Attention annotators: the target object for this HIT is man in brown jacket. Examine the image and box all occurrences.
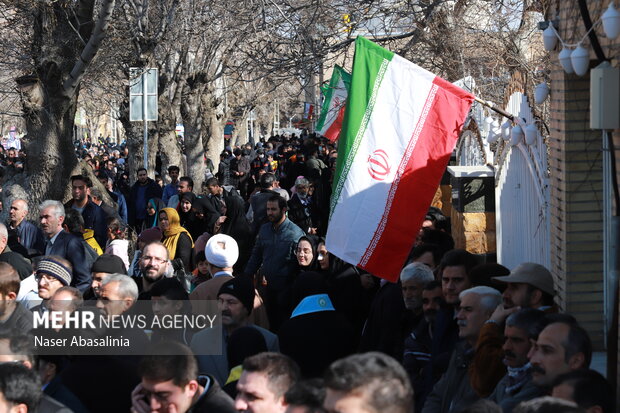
[190,234,268,329]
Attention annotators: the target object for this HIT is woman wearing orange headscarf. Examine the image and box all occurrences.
[159,207,194,271]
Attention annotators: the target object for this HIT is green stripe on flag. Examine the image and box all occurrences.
[330,37,394,215]
[316,65,348,131]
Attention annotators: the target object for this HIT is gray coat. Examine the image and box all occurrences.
[487,373,544,413]
[422,342,479,413]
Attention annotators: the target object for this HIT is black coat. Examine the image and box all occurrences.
[278,310,356,378]
[188,375,236,413]
[44,376,91,413]
[127,179,163,227]
[358,280,407,360]
[47,230,93,293]
[0,247,32,280]
[59,356,140,413]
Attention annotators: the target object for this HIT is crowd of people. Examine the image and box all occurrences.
[0,132,614,413]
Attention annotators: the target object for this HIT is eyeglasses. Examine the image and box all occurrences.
[142,256,167,264]
[35,273,62,284]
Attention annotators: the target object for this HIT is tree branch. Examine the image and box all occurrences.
[63,0,116,98]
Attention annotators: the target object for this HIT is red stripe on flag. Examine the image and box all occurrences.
[360,80,473,282]
[323,105,347,142]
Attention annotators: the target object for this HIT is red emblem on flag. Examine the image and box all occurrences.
[367,149,391,181]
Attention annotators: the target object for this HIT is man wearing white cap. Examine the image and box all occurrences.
[189,234,239,305]
[190,234,269,329]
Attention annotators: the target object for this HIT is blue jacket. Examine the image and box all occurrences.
[127,178,163,226]
[162,183,178,205]
[112,190,128,224]
[244,218,304,291]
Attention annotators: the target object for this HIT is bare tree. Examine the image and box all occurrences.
[0,0,116,209]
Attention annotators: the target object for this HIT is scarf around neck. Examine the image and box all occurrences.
[161,207,193,260]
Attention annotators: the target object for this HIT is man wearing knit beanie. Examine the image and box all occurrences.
[218,276,254,322]
[191,275,279,386]
[34,256,73,313]
[87,254,127,300]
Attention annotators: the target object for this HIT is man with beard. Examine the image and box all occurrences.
[137,242,170,300]
[468,263,559,400]
[493,263,557,312]
[191,276,279,386]
[403,281,443,412]
[244,195,304,331]
[360,262,433,360]
[64,175,108,248]
[401,262,435,322]
[488,309,547,413]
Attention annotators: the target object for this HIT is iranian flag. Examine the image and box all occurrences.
[316,65,351,142]
[326,37,474,282]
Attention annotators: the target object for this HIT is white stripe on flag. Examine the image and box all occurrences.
[327,56,435,265]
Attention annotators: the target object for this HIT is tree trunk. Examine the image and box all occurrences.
[4,0,115,215]
[158,97,185,182]
[119,98,159,185]
[205,109,225,178]
[180,82,206,192]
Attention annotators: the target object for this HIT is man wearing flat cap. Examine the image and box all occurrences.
[493,262,557,313]
[469,263,558,398]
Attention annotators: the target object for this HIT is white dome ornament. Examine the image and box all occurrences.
[501,120,512,141]
[524,123,539,145]
[534,83,549,104]
[602,2,620,39]
[559,47,574,74]
[510,124,524,147]
[543,25,558,51]
[487,119,501,144]
[570,45,590,76]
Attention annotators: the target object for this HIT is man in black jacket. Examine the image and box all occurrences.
[127,168,163,231]
[38,200,91,293]
[131,341,236,413]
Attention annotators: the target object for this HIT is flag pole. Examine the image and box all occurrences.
[474,97,515,122]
